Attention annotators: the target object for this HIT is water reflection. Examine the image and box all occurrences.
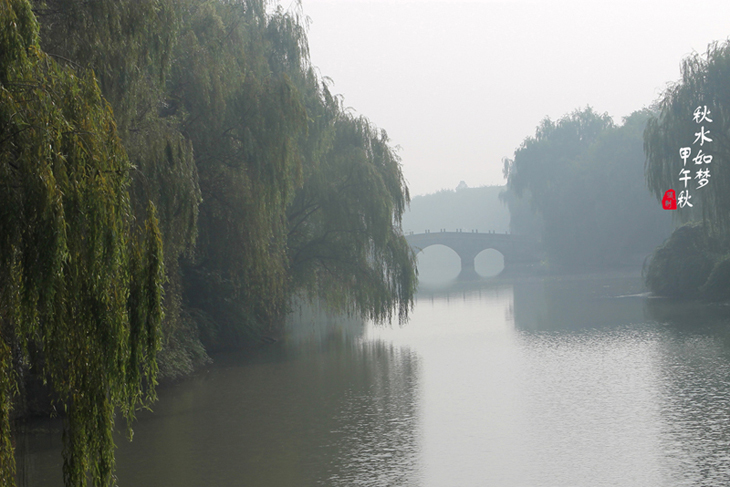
[510,272,648,332]
[406,273,730,485]
[644,298,730,486]
[17,338,420,487]
[284,297,366,346]
[16,271,730,486]
[508,273,730,486]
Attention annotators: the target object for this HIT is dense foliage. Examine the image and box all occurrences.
[644,223,717,298]
[402,185,510,235]
[0,0,164,484]
[644,41,730,299]
[35,0,203,378]
[645,41,730,232]
[287,110,416,324]
[172,1,309,348]
[503,107,672,269]
[1,0,415,483]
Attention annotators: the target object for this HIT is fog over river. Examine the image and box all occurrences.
[16,271,730,486]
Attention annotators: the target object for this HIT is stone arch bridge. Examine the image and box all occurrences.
[405,231,542,278]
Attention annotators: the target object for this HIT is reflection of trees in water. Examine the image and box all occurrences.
[131,339,420,487]
[22,272,730,486]
[653,331,730,486]
[324,341,420,487]
[511,273,647,332]
[416,271,653,333]
[642,299,730,485]
[415,280,511,303]
[644,298,730,333]
[512,273,730,484]
[16,338,420,487]
[285,296,366,346]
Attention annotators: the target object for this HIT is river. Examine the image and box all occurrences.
[15,270,730,486]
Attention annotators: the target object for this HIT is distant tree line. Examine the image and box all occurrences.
[0,0,416,484]
[643,41,730,300]
[502,107,672,269]
[401,185,510,235]
[503,40,730,301]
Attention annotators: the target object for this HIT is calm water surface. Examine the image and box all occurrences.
[17,272,730,486]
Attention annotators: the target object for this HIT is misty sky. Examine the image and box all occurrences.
[293,0,730,196]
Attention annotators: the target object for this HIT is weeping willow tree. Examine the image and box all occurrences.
[35,0,204,376]
[287,82,417,323]
[0,0,164,484]
[645,41,730,232]
[32,0,416,353]
[644,41,730,299]
[169,0,309,347]
[503,108,616,262]
[34,0,179,132]
[502,107,672,269]
[171,0,415,338]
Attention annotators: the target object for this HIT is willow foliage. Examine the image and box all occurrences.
[172,0,308,346]
[287,84,417,323]
[0,1,164,484]
[505,107,614,205]
[35,0,180,131]
[36,0,204,377]
[645,41,730,233]
[643,223,717,298]
[172,0,415,336]
[504,107,671,268]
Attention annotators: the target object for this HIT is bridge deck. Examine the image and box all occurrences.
[404,231,541,271]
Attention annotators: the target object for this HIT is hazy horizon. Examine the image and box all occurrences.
[299,0,730,196]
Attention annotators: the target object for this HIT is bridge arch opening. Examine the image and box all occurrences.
[474,248,505,277]
[415,244,460,284]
